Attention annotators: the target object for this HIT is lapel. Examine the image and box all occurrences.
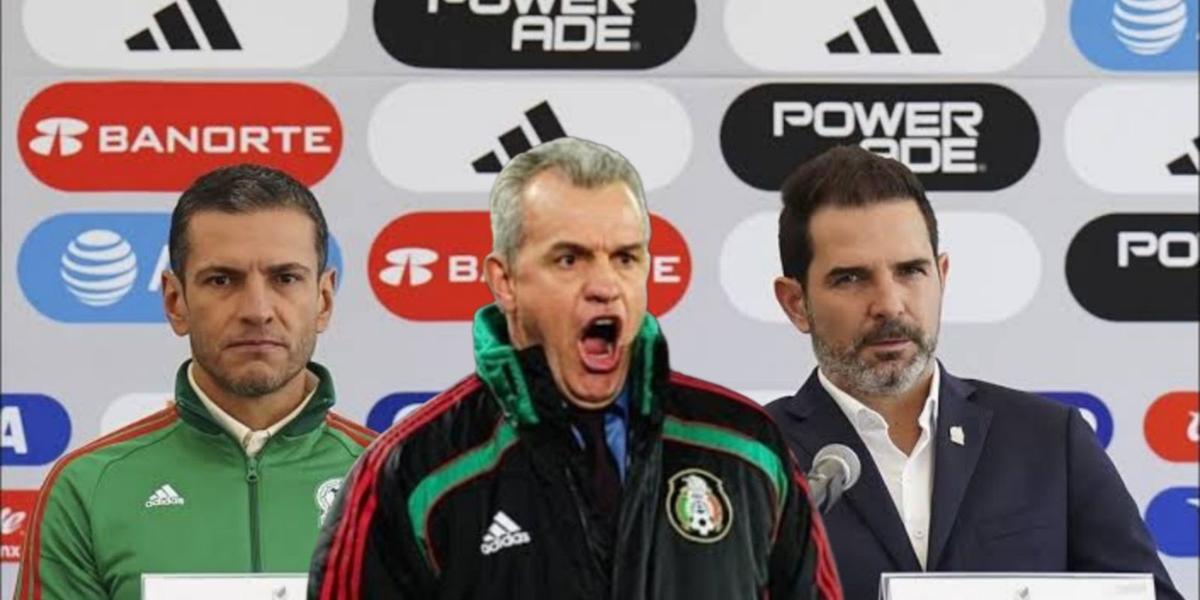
[782,371,923,572]
[926,367,992,570]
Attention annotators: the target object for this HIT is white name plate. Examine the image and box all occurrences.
[142,573,308,600]
[880,572,1154,600]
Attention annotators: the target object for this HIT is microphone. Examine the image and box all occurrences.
[805,444,861,514]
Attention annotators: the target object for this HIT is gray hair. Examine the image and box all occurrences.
[489,137,650,265]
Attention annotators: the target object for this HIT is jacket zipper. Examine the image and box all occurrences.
[246,455,262,572]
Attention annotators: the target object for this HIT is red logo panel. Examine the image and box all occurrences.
[18,82,342,191]
[1,489,38,563]
[368,211,691,321]
[1145,391,1199,463]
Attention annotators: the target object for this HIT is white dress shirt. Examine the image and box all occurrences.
[188,363,316,458]
[819,363,941,569]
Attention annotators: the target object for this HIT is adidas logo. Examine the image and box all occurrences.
[472,101,566,174]
[479,510,531,555]
[826,0,940,55]
[144,484,186,508]
[1167,137,1199,176]
[126,0,241,52]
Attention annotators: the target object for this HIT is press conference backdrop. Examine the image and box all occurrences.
[1,0,1197,597]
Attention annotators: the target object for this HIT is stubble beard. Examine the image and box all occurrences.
[810,311,938,398]
[191,329,316,398]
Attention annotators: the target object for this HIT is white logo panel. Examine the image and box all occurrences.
[23,0,347,69]
[102,393,172,434]
[720,210,1040,324]
[724,0,1044,73]
[368,82,692,193]
[1065,83,1199,195]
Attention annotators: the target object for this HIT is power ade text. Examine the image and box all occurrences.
[427,0,637,51]
[1118,231,1199,268]
[97,125,334,155]
[773,101,983,174]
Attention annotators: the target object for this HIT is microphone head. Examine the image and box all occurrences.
[813,443,861,490]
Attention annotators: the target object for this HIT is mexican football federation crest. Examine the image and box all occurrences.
[666,468,732,543]
[315,478,342,526]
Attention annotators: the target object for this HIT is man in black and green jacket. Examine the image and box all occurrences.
[14,164,374,600]
[310,138,842,599]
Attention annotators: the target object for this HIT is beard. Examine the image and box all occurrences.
[810,312,938,398]
[189,328,316,398]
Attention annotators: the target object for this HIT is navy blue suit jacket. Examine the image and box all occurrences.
[765,367,1181,600]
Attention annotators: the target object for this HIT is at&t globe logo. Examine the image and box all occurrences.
[1112,0,1189,55]
[61,229,139,307]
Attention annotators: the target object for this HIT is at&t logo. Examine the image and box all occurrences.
[1071,0,1198,70]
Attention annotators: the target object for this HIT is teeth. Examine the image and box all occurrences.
[594,318,615,326]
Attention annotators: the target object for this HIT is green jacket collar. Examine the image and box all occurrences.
[472,303,668,428]
[173,359,337,437]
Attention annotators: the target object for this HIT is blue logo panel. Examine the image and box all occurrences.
[1072,0,1198,71]
[367,392,436,433]
[1039,392,1114,448]
[18,212,344,323]
[1,394,72,466]
[1146,487,1199,557]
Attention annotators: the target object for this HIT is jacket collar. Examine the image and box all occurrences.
[779,362,991,571]
[173,359,338,438]
[472,303,668,428]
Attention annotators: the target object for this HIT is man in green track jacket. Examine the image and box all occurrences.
[14,164,375,600]
[309,138,843,599]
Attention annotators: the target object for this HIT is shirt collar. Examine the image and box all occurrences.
[819,361,941,433]
[187,363,317,455]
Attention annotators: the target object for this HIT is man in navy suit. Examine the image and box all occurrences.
[764,146,1181,600]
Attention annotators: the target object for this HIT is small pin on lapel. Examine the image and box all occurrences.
[950,425,965,446]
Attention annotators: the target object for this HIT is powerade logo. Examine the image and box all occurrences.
[1071,0,1198,71]
[1,490,38,562]
[1039,392,1114,449]
[18,212,344,323]
[366,392,437,433]
[368,211,691,321]
[1066,213,1199,322]
[1145,391,1199,462]
[1,394,71,467]
[720,84,1039,192]
[1145,487,1199,557]
[373,0,694,68]
[18,82,342,191]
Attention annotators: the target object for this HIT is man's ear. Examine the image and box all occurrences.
[162,270,190,337]
[774,276,813,334]
[315,268,336,333]
[484,253,516,313]
[936,252,950,289]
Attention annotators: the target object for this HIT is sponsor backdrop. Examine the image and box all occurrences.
[1,0,1197,596]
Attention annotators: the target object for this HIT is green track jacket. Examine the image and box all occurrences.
[13,361,375,600]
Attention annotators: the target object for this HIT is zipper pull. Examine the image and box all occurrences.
[246,456,259,483]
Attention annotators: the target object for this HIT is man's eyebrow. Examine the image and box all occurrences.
[894,258,933,270]
[823,265,870,280]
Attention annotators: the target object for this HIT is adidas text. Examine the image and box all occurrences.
[480,511,532,555]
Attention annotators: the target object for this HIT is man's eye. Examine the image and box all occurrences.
[277,273,301,284]
[207,275,231,286]
[831,273,860,286]
[556,254,577,267]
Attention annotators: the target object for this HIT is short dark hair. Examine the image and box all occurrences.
[778,146,939,287]
[169,164,329,279]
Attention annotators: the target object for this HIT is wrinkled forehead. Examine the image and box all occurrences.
[519,178,649,247]
[186,209,319,268]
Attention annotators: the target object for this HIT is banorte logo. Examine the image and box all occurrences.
[373,0,695,69]
[1,490,38,563]
[1145,391,1199,462]
[368,211,691,321]
[18,82,342,192]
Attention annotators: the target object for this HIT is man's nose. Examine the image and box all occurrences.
[583,261,621,304]
[237,275,274,324]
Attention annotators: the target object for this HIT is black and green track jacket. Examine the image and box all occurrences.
[14,361,375,600]
[310,306,843,600]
